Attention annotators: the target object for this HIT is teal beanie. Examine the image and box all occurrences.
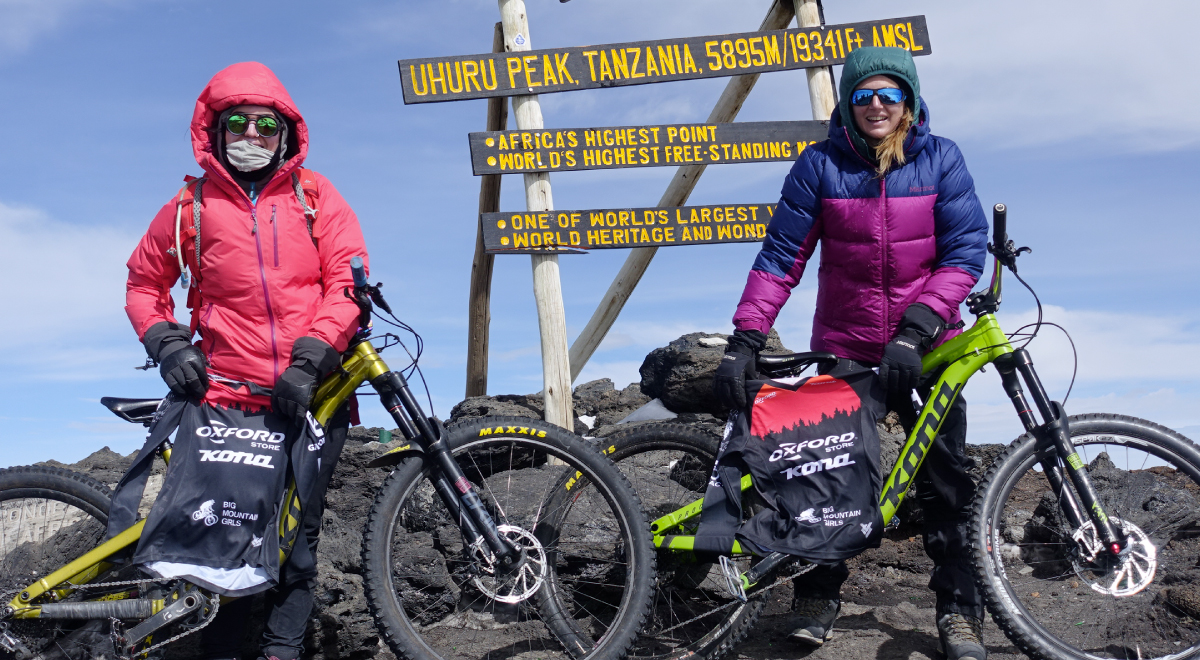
[838,47,921,160]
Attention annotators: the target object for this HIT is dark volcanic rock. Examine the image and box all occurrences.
[639,329,791,414]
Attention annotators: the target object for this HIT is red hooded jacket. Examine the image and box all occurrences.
[125,62,368,408]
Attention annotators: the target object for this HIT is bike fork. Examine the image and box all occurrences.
[370,370,520,564]
[994,350,1125,554]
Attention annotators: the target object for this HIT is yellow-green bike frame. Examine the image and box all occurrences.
[647,205,1126,592]
[6,340,392,619]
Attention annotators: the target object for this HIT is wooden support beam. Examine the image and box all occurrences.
[567,0,796,382]
[796,0,838,120]
[465,23,509,399]
[498,0,574,430]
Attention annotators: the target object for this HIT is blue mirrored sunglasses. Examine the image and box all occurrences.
[850,88,906,106]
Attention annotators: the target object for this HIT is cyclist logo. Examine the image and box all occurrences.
[191,499,218,526]
[795,508,822,524]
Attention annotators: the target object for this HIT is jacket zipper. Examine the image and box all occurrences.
[249,202,282,384]
[271,204,279,267]
[201,302,216,361]
[880,177,890,355]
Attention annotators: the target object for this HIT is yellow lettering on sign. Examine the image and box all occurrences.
[907,24,922,51]
[717,225,731,240]
[895,23,911,50]
[735,38,751,68]
[764,35,781,65]
[513,232,529,248]
[582,51,599,81]
[522,55,540,87]
[555,53,575,83]
[823,31,837,60]
[708,145,719,160]
[482,60,498,90]
[705,41,721,71]
[429,62,448,95]
[658,45,676,75]
[682,226,691,241]
[410,65,428,95]
[645,48,660,76]
[881,25,896,48]
[810,31,825,60]
[627,48,643,77]
[506,57,522,89]
[462,61,479,91]
[611,48,629,79]
[542,54,558,86]
[748,37,765,66]
[599,50,613,81]
[447,62,464,93]
[682,44,699,73]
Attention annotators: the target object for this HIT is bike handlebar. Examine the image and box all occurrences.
[350,256,368,289]
[992,203,1007,249]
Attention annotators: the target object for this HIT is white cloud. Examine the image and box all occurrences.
[0,201,144,378]
[0,0,129,55]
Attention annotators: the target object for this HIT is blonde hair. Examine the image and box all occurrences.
[873,105,914,177]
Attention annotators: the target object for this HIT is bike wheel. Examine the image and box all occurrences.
[600,422,764,660]
[362,415,654,660]
[972,414,1200,660]
[0,465,123,659]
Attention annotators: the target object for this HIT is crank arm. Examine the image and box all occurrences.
[124,585,207,646]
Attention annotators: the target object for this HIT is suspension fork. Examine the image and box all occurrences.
[371,370,519,564]
[994,350,1124,553]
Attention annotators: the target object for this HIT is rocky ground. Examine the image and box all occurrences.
[31,331,1131,660]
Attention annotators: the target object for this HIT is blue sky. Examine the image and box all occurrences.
[1,0,1197,467]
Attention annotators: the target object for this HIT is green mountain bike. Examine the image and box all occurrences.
[0,260,655,660]
[604,204,1200,660]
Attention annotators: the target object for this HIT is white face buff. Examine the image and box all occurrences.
[225,140,276,172]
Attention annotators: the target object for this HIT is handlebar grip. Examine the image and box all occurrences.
[992,203,1007,247]
[350,256,368,288]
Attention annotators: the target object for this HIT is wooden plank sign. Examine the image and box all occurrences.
[482,203,778,253]
[399,16,930,104]
[469,120,828,174]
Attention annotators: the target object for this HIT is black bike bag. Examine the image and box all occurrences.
[703,365,886,561]
[107,395,324,596]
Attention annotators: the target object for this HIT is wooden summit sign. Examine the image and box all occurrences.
[399,15,929,103]
[482,203,778,253]
[469,120,828,174]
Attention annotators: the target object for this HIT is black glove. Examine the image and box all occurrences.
[878,303,945,397]
[143,321,208,399]
[272,337,341,428]
[712,329,766,411]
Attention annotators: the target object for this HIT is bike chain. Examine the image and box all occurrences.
[118,592,219,660]
[655,561,816,635]
[1,578,220,660]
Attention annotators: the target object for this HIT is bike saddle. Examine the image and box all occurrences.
[756,352,839,377]
[101,397,163,426]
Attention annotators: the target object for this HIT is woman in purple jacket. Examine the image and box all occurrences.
[713,47,989,660]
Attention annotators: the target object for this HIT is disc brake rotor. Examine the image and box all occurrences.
[470,525,548,604]
[1072,517,1158,597]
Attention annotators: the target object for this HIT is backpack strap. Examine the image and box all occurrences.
[292,168,320,244]
[170,177,204,289]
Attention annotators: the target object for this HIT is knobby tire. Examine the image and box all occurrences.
[600,422,765,660]
[0,465,119,660]
[361,415,654,660]
[972,414,1200,660]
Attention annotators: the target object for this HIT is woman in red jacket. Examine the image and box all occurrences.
[124,62,368,660]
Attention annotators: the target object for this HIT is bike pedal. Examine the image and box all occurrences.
[719,556,748,603]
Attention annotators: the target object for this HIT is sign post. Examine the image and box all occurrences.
[497,0,574,432]
[465,22,509,399]
[797,0,839,121]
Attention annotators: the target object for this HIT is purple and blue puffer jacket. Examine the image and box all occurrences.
[733,100,988,364]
